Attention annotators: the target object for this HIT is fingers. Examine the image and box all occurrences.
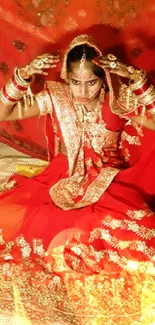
[30,68,49,76]
[35,56,60,69]
[93,56,127,75]
[21,53,60,79]
[29,67,56,76]
[29,54,60,76]
[37,54,60,63]
[93,57,114,69]
[93,58,110,71]
[38,63,57,70]
[37,53,60,59]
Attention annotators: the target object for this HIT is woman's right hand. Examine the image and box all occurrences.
[19,53,60,80]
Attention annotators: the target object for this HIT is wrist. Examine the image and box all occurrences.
[0,67,33,108]
[129,70,155,111]
[130,70,147,93]
[18,65,33,81]
[130,70,145,82]
[126,65,146,84]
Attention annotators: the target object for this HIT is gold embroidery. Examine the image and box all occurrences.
[47,81,80,176]
[89,228,155,259]
[35,90,52,115]
[124,148,130,161]
[85,157,93,168]
[106,72,140,117]
[117,83,139,115]
[0,233,155,325]
[50,167,119,210]
[102,215,155,240]
[33,238,45,257]
[127,209,153,220]
[126,119,144,136]
[88,121,119,155]
[66,241,155,274]
[0,179,16,193]
[75,167,119,208]
[16,236,31,259]
[121,130,141,145]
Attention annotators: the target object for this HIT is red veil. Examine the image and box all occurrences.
[0,0,155,157]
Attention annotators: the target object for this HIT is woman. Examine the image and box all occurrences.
[0,34,155,325]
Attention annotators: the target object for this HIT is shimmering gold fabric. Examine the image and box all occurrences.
[0,237,155,325]
[0,144,48,192]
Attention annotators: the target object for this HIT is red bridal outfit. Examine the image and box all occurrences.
[0,35,155,325]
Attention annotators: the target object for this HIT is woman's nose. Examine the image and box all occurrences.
[81,85,88,97]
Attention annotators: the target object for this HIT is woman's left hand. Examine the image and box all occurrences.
[94,54,139,81]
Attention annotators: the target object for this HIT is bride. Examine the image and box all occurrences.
[0,34,155,325]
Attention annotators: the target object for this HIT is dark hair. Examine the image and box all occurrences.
[67,44,105,79]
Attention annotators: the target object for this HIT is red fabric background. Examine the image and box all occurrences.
[0,0,155,159]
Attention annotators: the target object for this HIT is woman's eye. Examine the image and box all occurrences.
[72,79,80,85]
[88,80,97,86]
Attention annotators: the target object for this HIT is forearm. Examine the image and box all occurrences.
[0,68,52,121]
[126,71,155,129]
[0,67,33,121]
[130,71,155,115]
[2,98,39,121]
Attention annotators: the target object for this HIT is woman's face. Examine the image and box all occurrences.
[67,61,103,104]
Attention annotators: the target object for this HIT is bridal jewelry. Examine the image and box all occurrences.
[107,54,117,69]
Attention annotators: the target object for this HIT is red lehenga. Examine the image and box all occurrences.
[0,36,155,325]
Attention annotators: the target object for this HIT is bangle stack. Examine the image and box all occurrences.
[130,71,155,115]
[0,67,34,118]
[0,68,31,105]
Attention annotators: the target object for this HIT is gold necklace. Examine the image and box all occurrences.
[73,88,106,124]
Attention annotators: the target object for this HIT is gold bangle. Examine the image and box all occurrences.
[136,85,154,100]
[130,72,147,91]
[147,107,155,114]
[6,79,25,100]
[135,85,155,106]
[14,67,31,88]
[140,94,155,106]
[35,91,52,115]
[0,90,15,105]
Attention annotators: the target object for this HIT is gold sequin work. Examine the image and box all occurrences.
[121,130,141,145]
[102,215,155,240]
[0,233,155,325]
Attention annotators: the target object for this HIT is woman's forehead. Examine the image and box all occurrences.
[68,62,97,80]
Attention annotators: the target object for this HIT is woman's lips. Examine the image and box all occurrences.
[77,98,90,103]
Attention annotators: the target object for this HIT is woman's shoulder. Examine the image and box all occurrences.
[45,80,69,98]
[46,80,66,90]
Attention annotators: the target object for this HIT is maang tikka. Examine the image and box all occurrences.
[79,46,86,71]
